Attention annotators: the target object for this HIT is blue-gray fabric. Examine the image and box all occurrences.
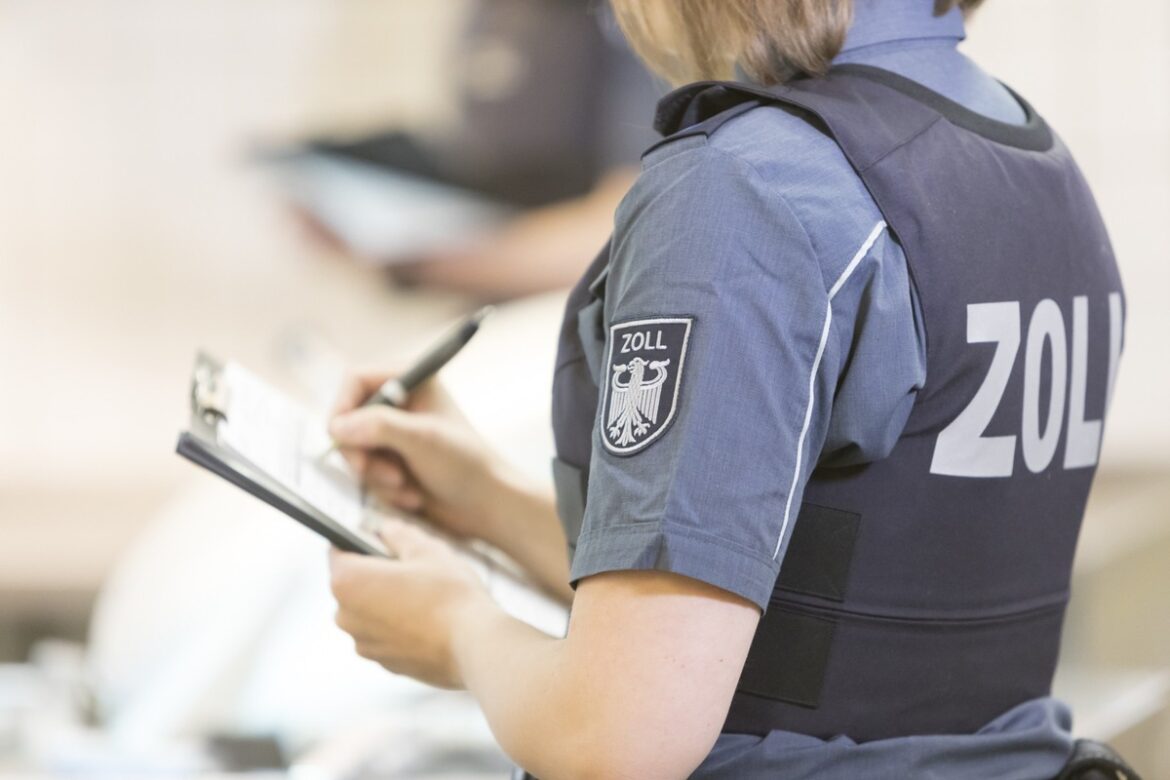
[570,0,1029,608]
[574,0,1036,609]
[696,699,1072,780]
[568,0,1074,777]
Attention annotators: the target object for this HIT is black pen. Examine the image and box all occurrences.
[320,305,492,455]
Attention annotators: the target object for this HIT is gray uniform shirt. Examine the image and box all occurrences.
[570,1,1073,777]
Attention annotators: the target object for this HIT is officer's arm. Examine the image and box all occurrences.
[451,569,760,780]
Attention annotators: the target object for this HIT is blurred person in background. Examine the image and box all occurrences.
[325,0,1137,778]
[293,0,663,301]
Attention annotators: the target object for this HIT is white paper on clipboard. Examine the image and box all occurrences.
[182,356,568,638]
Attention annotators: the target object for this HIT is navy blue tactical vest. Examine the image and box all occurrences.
[550,66,1124,742]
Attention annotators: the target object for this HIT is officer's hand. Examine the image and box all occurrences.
[329,518,490,689]
[328,370,502,542]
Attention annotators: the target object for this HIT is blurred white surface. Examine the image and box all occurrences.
[0,0,474,632]
[0,0,469,493]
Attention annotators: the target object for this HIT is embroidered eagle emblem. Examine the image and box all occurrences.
[607,357,671,447]
[601,318,692,456]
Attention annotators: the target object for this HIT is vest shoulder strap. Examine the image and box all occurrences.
[649,68,964,172]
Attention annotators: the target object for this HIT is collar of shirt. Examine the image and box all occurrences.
[841,0,966,54]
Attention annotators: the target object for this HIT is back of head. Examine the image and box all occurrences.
[611,0,987,86]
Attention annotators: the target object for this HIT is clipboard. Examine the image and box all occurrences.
[175,352,387,557]
[174,352,571,637]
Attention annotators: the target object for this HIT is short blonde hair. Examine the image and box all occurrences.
[611,0,985,86]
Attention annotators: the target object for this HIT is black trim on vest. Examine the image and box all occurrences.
[829,64,1053,151]
[652,81,756,138]
[652,67,1053,154]
[650,83,769,150]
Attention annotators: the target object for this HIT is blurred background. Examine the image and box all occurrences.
[0,0,1167,777]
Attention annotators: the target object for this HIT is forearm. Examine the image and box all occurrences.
[452,603,672,780]
[479,463,574,604]
[451,603,586,779]
[333,535,753,779]
[448,574,744,780]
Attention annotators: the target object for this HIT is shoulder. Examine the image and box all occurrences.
[630,103,891,289]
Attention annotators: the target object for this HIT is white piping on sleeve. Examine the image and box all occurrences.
[773,220,888,560]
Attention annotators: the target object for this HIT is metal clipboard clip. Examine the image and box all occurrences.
[190,351,230,428]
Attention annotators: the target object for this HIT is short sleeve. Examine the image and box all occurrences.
[571,140,838,610]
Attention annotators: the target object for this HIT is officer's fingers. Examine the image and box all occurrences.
[366,457,406,490]
[328,545,407,602]
[329,370,399,417]
[330,373,374,417]
[328,547,372,601]
[405,380,474,427]
[329,406,431,454]
[401,377,448,414]
[339,447,369,477]
[387,487,424,513]
[362,457,425,513]
[377,518,434,560]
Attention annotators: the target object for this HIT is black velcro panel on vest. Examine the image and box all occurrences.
[736,504,861,707]
[776,503,862,602]
[737,607,836,707]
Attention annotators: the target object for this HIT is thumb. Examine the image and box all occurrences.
[377,518,433,561]
[329,405,430,453]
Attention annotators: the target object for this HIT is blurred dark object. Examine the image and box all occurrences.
[269,0,660,207]
[207,733,287,772]
[303,133,445,193]
[1056,738,1141,779]
[261,0,661,298]
[435,0,661,205]
[260,136,516,263]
